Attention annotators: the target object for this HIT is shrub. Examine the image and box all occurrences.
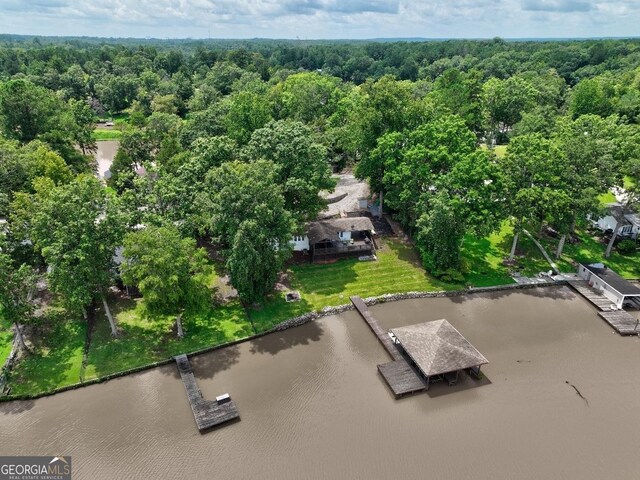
[617,239,637,255]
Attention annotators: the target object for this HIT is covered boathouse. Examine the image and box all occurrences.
[390,319,489,390]
[578,262,640,309]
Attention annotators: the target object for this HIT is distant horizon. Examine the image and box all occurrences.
[1,33,639,43]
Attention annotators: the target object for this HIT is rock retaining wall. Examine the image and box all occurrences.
[0,280,565,402]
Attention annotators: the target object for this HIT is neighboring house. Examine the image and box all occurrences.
[578,262,640,309]
[591,203,640,239]
[291,216,376,261]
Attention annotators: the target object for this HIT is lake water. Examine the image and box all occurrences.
[94,140,119,179]
[1,286,639,479]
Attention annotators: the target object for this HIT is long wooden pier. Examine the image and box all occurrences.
[350,296,426,397]
[567,280,616,311]
[174,354,239,432]
[598,311,640,336]
[350,296,402,361]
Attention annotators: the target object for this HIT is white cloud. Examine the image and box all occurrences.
[0,0,638,38]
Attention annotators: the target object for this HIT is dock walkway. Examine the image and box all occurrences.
[567,280,616,311]
[350,296,402,361]
[350,296,426,397]
[174,354,239,432]
[598,311,640,336]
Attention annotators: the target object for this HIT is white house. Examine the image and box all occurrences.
[591,203,640,239]
[290,234,310,252]
[578,263,640,309]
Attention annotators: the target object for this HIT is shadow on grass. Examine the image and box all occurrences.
[385,240,421,266]
[249,320,324,356]
[8,315,86,396]
[461,235,513,287]
[86,294,253,380]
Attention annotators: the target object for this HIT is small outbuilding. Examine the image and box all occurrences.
[390,319,488,389]
[578,262,640,309]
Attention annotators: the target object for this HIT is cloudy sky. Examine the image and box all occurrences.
[0,0,638,39]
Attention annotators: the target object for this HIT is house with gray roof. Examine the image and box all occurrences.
[591,203,640,239]
[290,216,376,262]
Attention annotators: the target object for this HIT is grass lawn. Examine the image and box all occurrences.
[8,313,86,396]
[0,313,13,367]
[480,144,507,158]
[598,191,616,205]
[249,239,460,330]
[92,128,122,141]
[461,225,516,287]
[84,297,252,380]
[556,230,640,278]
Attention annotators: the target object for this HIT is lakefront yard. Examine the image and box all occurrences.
[3,226,638,398]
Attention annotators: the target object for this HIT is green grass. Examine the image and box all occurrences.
[598,191,616,205]
[480,144,507,158]
[557,230,640,278]
[84,297,251,380]
[92,129,122,140]
[8,313,86,396]
[0,312,13,367]
[250,239,459,330]
[461,224,516,286]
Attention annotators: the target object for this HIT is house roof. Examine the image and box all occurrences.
[307,216,375,244]
[604,203,640,227]
[390,319,489,377]
[581,263,640,296]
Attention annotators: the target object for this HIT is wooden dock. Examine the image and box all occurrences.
[598,311,640,336]
[174,354,239,432]
[350,296,402,361]
[567,280,616,311]
[377,361,427,397]
[350,296,426,397]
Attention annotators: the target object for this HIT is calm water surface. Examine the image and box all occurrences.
[1,287,639,479]
[94,140,119,179]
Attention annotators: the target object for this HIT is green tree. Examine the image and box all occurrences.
[120,225,209,324]
[204,160,293,300]
[0,251,37,353]
[416,193,465,272]
[482,76,537,145]
[274,71,343,123]
[430,68,484,136]
[500,134,563,258]
[552,115,619,257]
[243,120,334,223]
[569,79,611,119]
[223,89,272,144]
[31,175,126,336]
[0,79,60,143]
[227,220,289,304]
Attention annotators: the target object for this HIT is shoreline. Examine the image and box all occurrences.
[0,280,564,402]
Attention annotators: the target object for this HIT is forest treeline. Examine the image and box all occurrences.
[1,38,640,339]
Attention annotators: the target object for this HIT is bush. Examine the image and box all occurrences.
[617,239,637,255]
[434,268,466,283]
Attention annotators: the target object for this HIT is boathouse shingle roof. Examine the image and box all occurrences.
[391,319,488,377]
